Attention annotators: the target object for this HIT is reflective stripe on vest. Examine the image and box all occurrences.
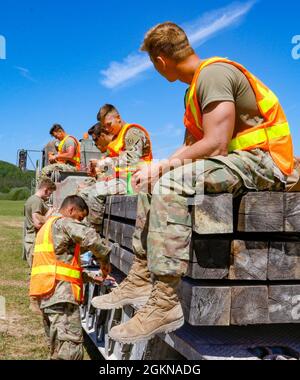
[229,122,291,151]
[58,135,81,169]
[184,57,294,175]
[31,265,81,280]
[30,216,83,303]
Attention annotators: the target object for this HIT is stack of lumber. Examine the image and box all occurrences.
[102,193,300,327]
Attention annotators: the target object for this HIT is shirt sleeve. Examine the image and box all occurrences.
[31,197,45,215]
[112,127,148,167]
[63,137,76,150]
[196,63,236,112]
[62,219,110,261]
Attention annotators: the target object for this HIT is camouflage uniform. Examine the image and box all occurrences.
[132,149,286,276]
[40,163,77,179]
[78,127,152,229]
[39,216,110,360]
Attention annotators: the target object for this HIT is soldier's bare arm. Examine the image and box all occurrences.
[51,145,76,163]
[32,212,47,230]
[169,101,235,162]
[169,131,197,160]
[132,101,235,192]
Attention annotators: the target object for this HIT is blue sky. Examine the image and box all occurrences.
[0,0,299,168]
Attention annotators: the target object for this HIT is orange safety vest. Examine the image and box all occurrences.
[184,57,294,175]
[107,123,153,178]
[57,135,81,170]
[107,123,153,161]
[29,216,83,304]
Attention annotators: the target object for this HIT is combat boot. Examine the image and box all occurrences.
[92,257,152,309]
[29,297,42,316]
[108,275,184,344]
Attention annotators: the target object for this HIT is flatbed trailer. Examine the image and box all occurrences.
[45,140,300,360]
[76,193,300,360]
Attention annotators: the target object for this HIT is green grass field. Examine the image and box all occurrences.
[0,200,49,359]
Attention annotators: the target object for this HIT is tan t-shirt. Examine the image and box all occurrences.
[196,62,265,134]
[24,195,49,236]
[60,136,77,166]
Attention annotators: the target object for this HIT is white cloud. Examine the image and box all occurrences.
[14,66,37,82]
[101,54,152,89]
[100,1,256,89]
[185,1,256,47]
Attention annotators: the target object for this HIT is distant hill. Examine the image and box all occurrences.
[0,160,35,194]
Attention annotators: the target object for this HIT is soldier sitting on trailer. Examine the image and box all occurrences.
[77,104,153,232]
[40,124,81,180]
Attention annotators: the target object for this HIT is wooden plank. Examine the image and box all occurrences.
[179,280,231,326]
[238,192,284,232]
[125,196,138,220]
[268,242,300,280]
[269,285,300,324]
[109,244,120,270]
[105,195,124,218]
[119,248,134,275]
[229,241,268,281]
[103,219,135,251]
[187,240,230,280]
[103,219,121,243]
[105,195,138,220]
[285,193,300,232]
[193,194,233,235]
[231,286,269,325]
[122,224,135,251]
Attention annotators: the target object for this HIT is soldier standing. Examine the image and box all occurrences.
[24,178,56,267]
[29,195,110,360]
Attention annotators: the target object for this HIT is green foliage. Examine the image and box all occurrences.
[0,187,31,201]
[0,160,35,194]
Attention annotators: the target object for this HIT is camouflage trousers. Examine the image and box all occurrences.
[24,233,35,268]
[132,149,286,277]
[42,302,84,360]
[40,163,76,180]
[78,178,127,230]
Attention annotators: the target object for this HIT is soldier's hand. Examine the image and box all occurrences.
[100,261,111,279]
[49,153,57,163]
[132,162,162,193]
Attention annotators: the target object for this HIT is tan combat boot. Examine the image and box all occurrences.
[29,297,42,316]
[91,257,152,309]
[108,275,184,344]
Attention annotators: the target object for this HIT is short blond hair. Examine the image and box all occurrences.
[141,22,194,62]
[37,178,56,191]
